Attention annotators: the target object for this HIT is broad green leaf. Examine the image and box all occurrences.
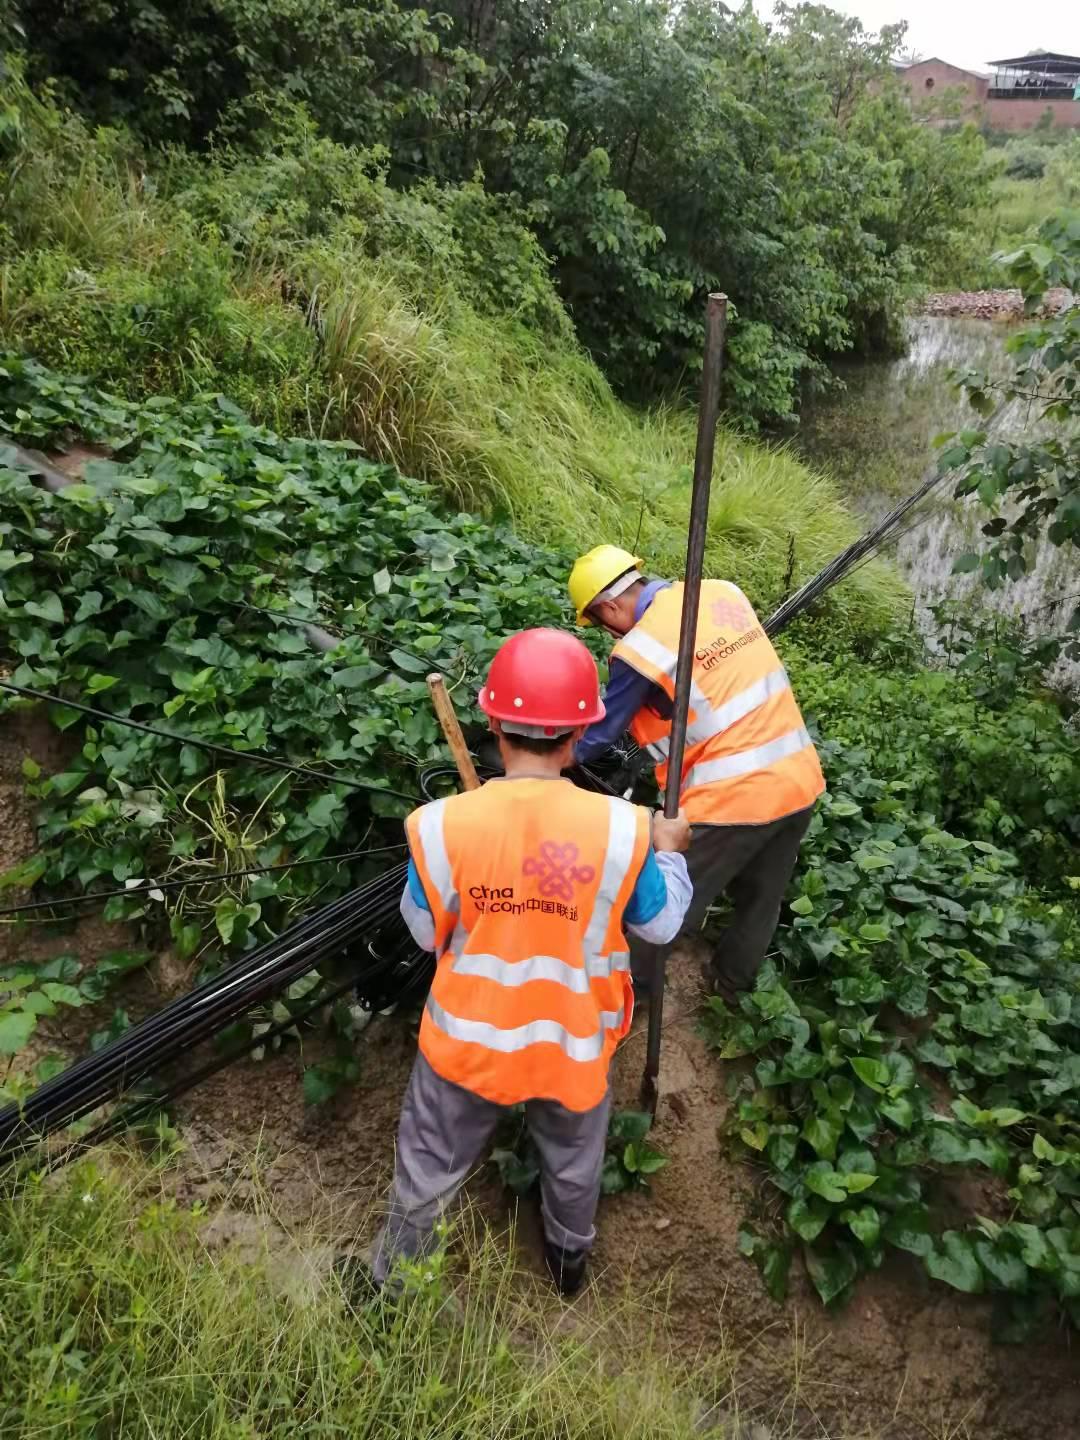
[926,1232,984,1294]
[787,1197,828,1243]
[973,1239,1028,1293]
[41,982,83,1008]
[840,1173,878,1194]
[85,673,118,694]
[609,1110,652,1143]
[789,895,813,916]
[845,1205,881,1248]
[389,647,429,674]
[884,1205,934,1258]
[850,1056,889,1091]
[805,1163,847,1203]
[762,1244,791,1302]
[803,1111,842,1160]
[804,1242,859,1306]
[0,1009,37,1054]
[857,922,890,943]
[24,591,64,624]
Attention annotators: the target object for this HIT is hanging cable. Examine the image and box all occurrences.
[0,679,419,801]
[0,842,408,919]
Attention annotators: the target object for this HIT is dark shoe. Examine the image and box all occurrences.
[544,1240,588,1296]
[701,957,741,1008]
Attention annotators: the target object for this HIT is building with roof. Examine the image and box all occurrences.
[897,50,1080,131]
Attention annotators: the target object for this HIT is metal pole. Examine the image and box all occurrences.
[641,292,727,1114]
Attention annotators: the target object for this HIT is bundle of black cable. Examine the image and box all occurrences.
[0,864,434,1167]
[0,751,651,1171]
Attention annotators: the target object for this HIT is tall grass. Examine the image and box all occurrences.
[309,259,901,625]
[0,1157,732,1439]
[0,68,905,632]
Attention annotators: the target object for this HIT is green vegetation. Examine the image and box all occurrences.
[2,2,989,425]
[940,133,1080,288]
[0,1158,721,1438]
[493,1108,668,1198]
[0,70,899,614]
[1,0,1079,1399]
[710,630,1080,1334]
[942,215,1080,645]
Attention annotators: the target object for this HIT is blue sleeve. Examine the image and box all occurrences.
[575,658,657,763]
[407,857,431,912]
[623,847,667,926]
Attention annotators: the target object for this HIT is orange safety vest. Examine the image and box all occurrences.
[612,581,825,826]
[406,779,651,1112]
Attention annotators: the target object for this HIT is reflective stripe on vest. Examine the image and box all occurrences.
[426,994,625,1062]
[612,580,825,826]
[648,666,793,761]
[685,725,814,789]
[417,797,457,916]
[448,928,631,992]
[409,782,650,1110]
[442,797,637,996]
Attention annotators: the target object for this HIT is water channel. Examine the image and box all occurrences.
[794,314,1077,689]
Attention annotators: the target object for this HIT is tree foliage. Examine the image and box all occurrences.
[5,0,993,424]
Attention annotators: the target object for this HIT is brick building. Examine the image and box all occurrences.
[898,50,1080,131]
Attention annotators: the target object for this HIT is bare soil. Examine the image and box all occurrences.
[3,708,1078,1440]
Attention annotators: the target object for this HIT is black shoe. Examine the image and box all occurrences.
[701,957,741,1007]
[544,1240,588,1296]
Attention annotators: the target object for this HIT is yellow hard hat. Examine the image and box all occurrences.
[568,545,645,626]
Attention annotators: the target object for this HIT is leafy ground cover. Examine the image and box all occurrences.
[0,354,577,1086]
[712,638,1080,1336]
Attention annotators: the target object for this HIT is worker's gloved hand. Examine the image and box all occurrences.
[652,808,690,854]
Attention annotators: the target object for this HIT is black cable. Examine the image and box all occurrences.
[27,970,374,1173]
[0,842,408,919]
[0,867,411,1158]
[0,679,419,801]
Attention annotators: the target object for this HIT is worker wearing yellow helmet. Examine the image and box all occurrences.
[568,544,825,1003]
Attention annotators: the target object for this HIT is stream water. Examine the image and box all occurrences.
[795,315,1077,688]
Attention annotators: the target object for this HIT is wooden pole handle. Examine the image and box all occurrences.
[427,674,481,792]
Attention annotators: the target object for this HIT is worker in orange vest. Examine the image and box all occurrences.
[372,628,691,1295]
[568,545,824,1003]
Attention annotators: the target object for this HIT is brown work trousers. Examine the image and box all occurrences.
[630,804,815,994]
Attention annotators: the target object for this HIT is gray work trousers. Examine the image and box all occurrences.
[631,804,815,994]
[371,1051,611,1284]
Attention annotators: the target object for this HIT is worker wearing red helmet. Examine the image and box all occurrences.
[568,545,825,1003]
[372,628,691,1296]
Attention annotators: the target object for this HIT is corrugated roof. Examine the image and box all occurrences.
[988,51,1080,72]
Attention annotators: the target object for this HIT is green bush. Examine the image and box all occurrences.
[795,647,1080,890]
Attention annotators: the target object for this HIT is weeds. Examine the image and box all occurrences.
[0,1156,728,1439]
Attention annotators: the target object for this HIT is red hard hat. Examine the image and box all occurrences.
[479,629,605,734]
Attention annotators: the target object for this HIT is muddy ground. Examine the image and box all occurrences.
[3,709,1078,1440]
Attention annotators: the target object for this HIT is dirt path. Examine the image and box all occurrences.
[2,709,1078,1439]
